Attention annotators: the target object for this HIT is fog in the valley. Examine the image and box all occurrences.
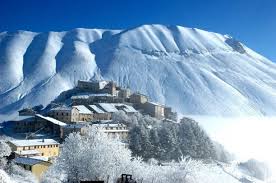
[189,116,276,179]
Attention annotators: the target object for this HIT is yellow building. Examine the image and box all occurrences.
[14,157,51,179]
[8,139,60,158]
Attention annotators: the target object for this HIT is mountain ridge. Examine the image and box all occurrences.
[0,24,276,120]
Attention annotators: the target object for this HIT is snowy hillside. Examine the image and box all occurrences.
[1,24,276,119]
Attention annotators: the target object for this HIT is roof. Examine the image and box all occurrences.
[11,115,35,122]
[18,108,35,113]
[63,123,87,129]
[97,103,137,113]
[93,123,126,128]
[14,157,46,166]
[98,103,119,113]
[50,106,71,111]
[73,105,92,114]
[89,105,105,114]
[36,114,67,126]
[71,93,112,99]
[14,149,41,155]
[114,104,137,113]
[146,101,165,107]
[131,92,148,97]
[31,156,49,161]
[10,139,59,147]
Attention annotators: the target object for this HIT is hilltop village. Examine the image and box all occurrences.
[1,80,177,179]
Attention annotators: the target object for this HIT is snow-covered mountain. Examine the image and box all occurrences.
[1,24,276,119]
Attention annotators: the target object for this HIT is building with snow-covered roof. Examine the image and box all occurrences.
[97,103,138,115]
[72,105,93,122]
[8,139,60,158]
[130,93,148,105]
[89,104,105,114]
[73,105,92,114]
[49,105,93,122]
[114,104,138,114]
[71,93,120,105]
[87,105,112,120]
[77,80,118,95]
[11,114,66,137]
[18,108,37,116]
[77,80,109,91]
[97,103,119,113]
[34,114,67,137]
[48,106,78,122]
[14,157,51,179]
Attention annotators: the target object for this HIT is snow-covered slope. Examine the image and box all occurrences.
[1,25,276,119]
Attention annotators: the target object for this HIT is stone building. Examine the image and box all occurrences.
[12,114,66,137]
[142,101,165,120]
[48,105,93,123]
[77,80,117,96]
[73,105,93,122]
[97,103,138,115]
[71,93,117,105]
[77,80,108,92]
[18,108,36,116]
[129,93,148,109]
[48,106,78,123]
[164,106,178,121]
[88,105,112,120]
[118,88,131,100]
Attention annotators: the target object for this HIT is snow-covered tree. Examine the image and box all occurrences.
[0,140,11,158]
[42,126,207,183]
[6,162,37,183]
[43,127,132,182]
[0,169,13,183]
[0,140,11,170]
[126,114,219,161]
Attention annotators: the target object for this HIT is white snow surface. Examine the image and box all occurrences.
[0,25,276,120]
[10,138,59,147]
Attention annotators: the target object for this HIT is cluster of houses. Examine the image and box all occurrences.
[3,80,178,180]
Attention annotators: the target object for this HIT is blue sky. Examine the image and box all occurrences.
[0,0,275,61]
